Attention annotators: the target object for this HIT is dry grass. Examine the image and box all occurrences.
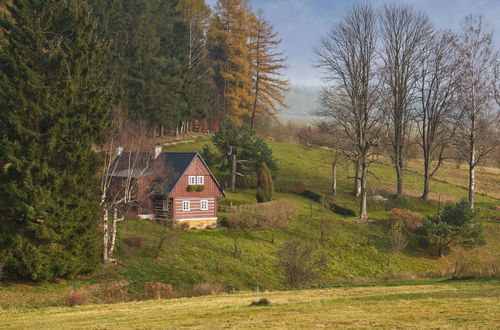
[0,281,498,329]
[402,158,500,199]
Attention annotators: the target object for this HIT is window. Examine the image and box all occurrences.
[188,176,196,185]
[200,200,209,211]
[182,201,190,211]
[162,200,169,211]
[197,176,204,185]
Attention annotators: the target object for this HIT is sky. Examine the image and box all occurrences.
[206,0,500,86]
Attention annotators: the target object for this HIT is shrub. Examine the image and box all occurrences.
[256,163,274,203]
[387,209,422,231]
[278,239,327,288]
[249,298,271,306]
[195,185,205,192]
[189,282,225,297]
[123,236,142,248]
[65,289,90,307]
[274,179,307,194]
[187,185,196,192]
[101,281,130,304]
[417,199,486,257]
[144,282,176,300]
[227,201,298,244]
[452,260,499,280]
[389,221,408,253]
[303,190,356,216]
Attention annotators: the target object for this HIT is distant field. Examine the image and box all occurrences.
[1,281,498,329]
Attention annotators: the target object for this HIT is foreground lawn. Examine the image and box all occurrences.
[1,281,498,329]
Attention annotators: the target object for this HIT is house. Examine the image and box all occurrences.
[110,145,225,229]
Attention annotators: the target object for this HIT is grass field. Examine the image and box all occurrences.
[1,280,498,329]
[0,136,498,313]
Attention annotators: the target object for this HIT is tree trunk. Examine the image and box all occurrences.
[160,125,164,137]
[102,207,109,264]
[354,160,361,196]
[359,160,368,219]
[271,231,275,244]
[422,151,431,200]
[231,153,237,192]
[108,207,118,258]
[332,161,337,196]
[469,144,475,209]
[395,151,404,198]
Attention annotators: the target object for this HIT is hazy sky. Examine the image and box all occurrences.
[206,0,500,85]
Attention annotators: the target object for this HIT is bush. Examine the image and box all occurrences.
[302,189,323,202]
[303,190,356,216]
[100,281,130,304]
[387,209,422,231]
[227,201,298,244]
[256,163,274,203]
[144,282,176,300]
[417,199,486,257]
[123,236,142,248]
[274,179,307,194]
[389,221,408,253]
[65,289,90,307]
[278,239,327,288]
[249,298,271,306]
[189,282,226,297]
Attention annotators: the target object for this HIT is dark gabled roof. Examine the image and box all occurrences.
[110,151,224,196]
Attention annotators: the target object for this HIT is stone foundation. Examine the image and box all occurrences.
[176,218,218,230]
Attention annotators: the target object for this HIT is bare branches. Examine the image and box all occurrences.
[379,4,433,197]
[316,4,382,219]
[453,15,499,208]
[415,30,460,199]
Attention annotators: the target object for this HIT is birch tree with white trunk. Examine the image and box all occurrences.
[453,15,499,209]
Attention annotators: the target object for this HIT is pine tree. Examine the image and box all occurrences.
[0,0,111,280]
[256,163,274,203]
[210,0,253,124]
[248,9,289,130]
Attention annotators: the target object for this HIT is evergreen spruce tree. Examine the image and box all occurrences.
[256,163,274,203]
[0,0,111,280]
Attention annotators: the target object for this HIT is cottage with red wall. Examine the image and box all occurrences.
[110,148,225,229]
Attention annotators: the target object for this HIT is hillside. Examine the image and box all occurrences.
[0,137,498,309]
[1,280,499,328]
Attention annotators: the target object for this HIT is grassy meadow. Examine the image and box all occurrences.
[0,136,498,317]
[1,280,498,329]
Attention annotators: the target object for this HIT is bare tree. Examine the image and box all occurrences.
[453,15,500,209]
[99,110,177,263]
[316,5,383,219]
[380,4,433,198]
[416,31,460,199]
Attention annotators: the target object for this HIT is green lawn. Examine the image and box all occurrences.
[1,280,498,329]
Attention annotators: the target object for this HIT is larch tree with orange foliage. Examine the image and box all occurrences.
[210,0,253,124]
[248,9,289,130]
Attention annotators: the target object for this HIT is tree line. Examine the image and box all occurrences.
[0,0,288,280]
[315,4,500,218]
